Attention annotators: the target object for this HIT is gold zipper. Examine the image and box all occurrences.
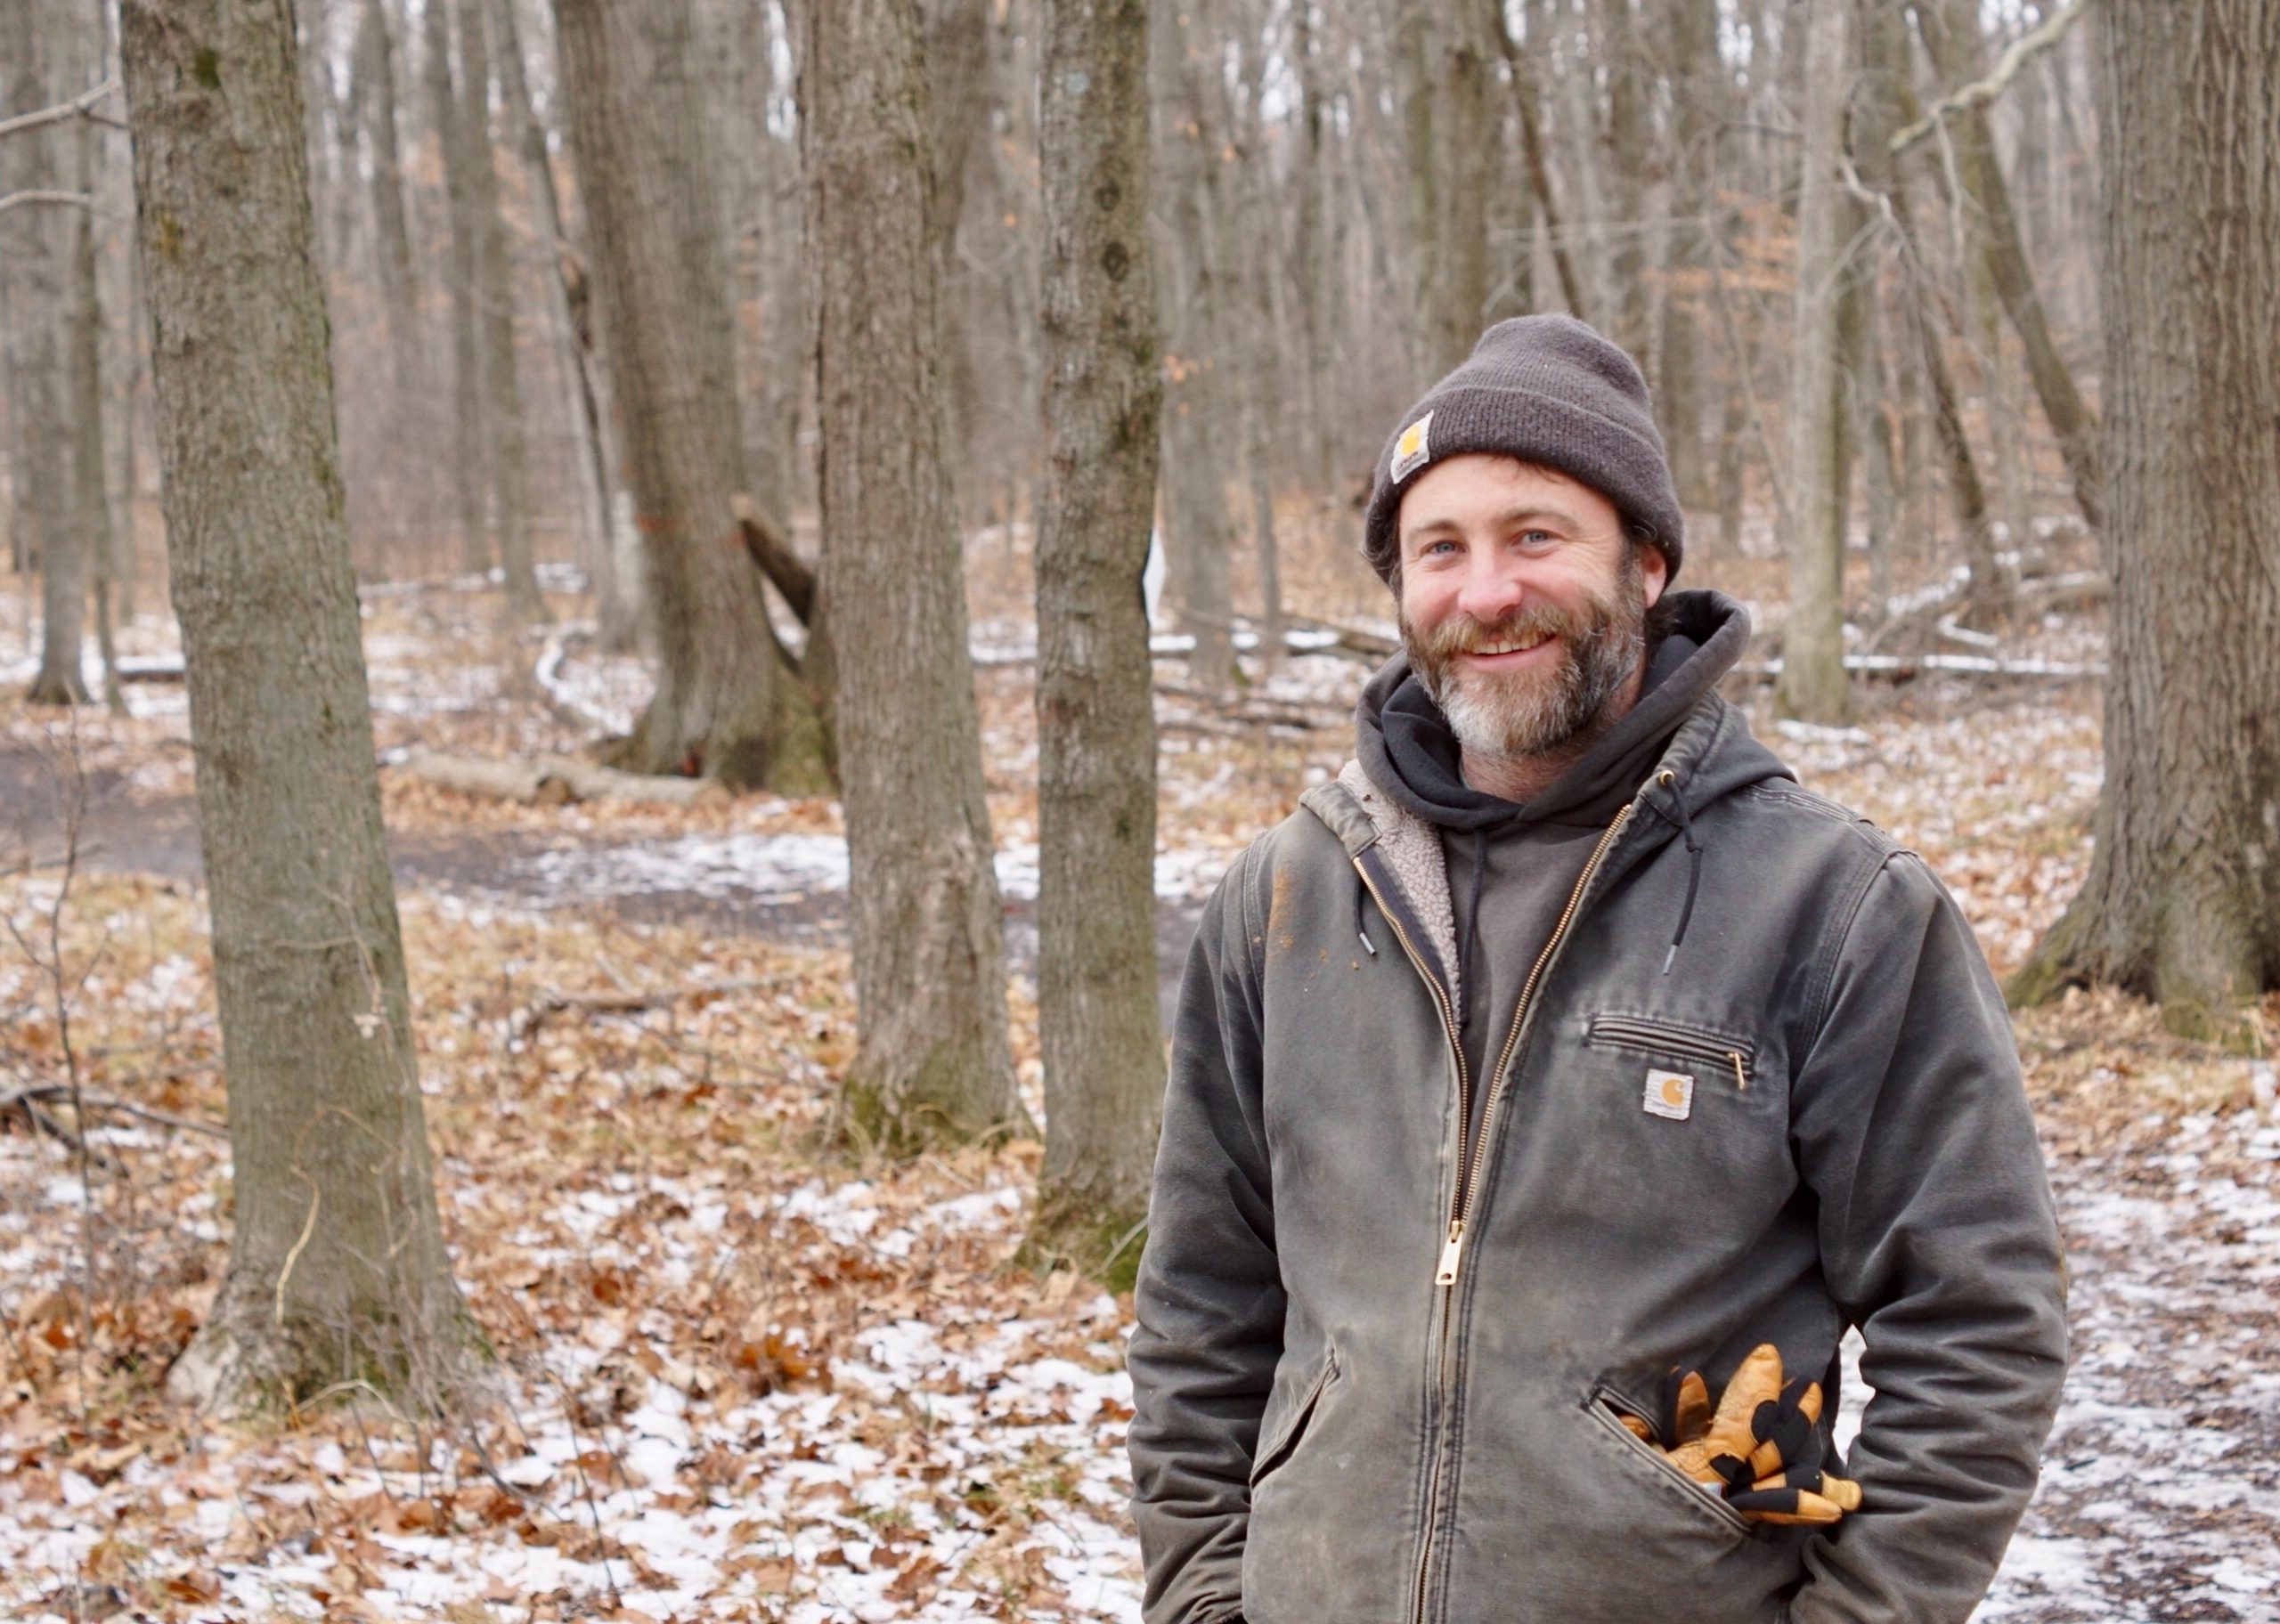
[1350,858,1471,1155]
[1442,800,1637,1287]
[1350,854,1470,1624]
[1367,790,1642,1624]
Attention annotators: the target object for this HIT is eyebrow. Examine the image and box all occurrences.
[1403,505,1583,543]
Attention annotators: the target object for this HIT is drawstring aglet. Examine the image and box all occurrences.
[1661,942,1678,976]
[1359,929,1377,956]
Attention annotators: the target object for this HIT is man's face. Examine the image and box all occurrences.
[1396,454,1667,762]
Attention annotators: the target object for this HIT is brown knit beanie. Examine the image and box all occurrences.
[1362,314,1683,590]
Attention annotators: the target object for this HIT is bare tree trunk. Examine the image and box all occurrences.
[1492,7,1591,323]
[1657,0,1718,508]
[357,0,421,386]
[4,0,91,706]
[490,0,612,614]
[423,0,491,575]
[552,0,830,791]
[120,0,472,1409]
[1917,0,2104,537]
[1775,0,1851,724]
[457,0,544,619]
[1861,0,2005,620]
[1600,0,1651,357]
[798,0,1017,1151]
[2009,0,2280,1036]
[1027,0,1164,1275]
[1151,0,1235,688]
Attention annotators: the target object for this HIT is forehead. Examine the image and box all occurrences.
[1396,454,1615,540]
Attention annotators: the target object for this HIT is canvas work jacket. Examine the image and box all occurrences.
[1127,597,2069,1624]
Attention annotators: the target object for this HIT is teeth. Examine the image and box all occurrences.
[1471,633,1551,655]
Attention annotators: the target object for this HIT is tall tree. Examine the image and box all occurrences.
[456,0,544,619]
[120,0,471,1407]
[1910,0,2103,539]
[1030,0,1164,1279]
[1775,0,1852,724]
[2010,0,2280,1036]
[422,0,491,576]
[3,0,94,706]
[1151,0,1236,688]
[798,0,1018,1150]
[552,0,829,791]
[355,0,421,386]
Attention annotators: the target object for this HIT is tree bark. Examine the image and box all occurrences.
[1775,0,1851,725]
[1656,0,1718,508]
[1917,0,2104,538]
[798,0,1019,1149]
[4,0,91,706]
[2009,0,2280,1036]
[1027,0,1164,1273]
[456,0,544,619]
[551,0,829,792]
[356,0,421,387]
[119,0,472,1409]
[1151,0,1236,688]
[489,0,614,615]
[422,0,491,576]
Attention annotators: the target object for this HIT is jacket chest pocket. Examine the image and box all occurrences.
[1583,1012,1760,1097]
[1541,1010,1788,1225]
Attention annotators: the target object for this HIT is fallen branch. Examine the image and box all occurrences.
[2,1084,227,1140]
[395,751,730,808]
[510,979,767,1042]
[1736,652,2105,683]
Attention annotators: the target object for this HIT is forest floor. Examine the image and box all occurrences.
[1,543,2276,1623]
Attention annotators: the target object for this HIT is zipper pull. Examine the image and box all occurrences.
[1434,1220,1467,1286]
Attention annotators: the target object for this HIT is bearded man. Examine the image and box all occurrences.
[1127,316,2068,1624]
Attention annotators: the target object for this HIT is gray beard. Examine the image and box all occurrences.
[1428,616,1642,761]
[1405,559,1649,764]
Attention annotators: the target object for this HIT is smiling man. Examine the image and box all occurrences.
[1128,316,2068,1624]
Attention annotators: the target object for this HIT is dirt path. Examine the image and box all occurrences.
[0,743,1209,1014]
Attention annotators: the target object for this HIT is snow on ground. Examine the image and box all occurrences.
[502,832,1239,913]
[1977,1102,2280,1621]
[6,1091,2273,1622]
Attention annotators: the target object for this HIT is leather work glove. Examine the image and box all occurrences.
[1617,1343,1864,1526]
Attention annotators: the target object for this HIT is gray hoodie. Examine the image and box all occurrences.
[1128,590,2067,1624]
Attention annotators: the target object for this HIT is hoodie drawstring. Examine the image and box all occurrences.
[1660,769,1703,976]
[1355,873,1377,956]
[1462,827,1489,1003]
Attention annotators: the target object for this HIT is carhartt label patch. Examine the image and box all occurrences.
[1390,410,1433,483]
[1643,1068,1694,1121]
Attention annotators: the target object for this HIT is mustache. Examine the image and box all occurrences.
[1410,601,1602,663]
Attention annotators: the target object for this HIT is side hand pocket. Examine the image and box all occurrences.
[1250,1345,1340,1490]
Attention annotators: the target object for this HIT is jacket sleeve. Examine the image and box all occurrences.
[1127,844,1284,1624]
[1786,851,2069,1624]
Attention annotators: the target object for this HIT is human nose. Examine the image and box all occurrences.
[1455,554,1526,625]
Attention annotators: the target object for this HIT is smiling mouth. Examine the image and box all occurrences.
[1463,631,1554,657]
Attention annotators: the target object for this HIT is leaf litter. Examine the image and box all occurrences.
[4,570,2276,1622]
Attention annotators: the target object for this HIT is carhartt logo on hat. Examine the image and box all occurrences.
[1390,410,1433,483]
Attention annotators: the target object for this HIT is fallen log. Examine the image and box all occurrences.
[396,751,729,808]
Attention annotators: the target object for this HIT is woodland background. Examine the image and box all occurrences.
[2,0,2277,1619]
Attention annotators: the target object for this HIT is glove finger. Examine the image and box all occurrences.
[1748,1384,1820,1477]
[1726,1486,1846,1526]
[1618,1413,1656,1442]
[1740,1466,1865,1512]
[1708,1345,1783,1455]
[1817,1472,1864,1512]
[1663,1368,1712,1446]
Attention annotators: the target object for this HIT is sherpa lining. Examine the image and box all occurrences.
[1336,759,1461,1012]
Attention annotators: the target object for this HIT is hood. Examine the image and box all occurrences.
[1356,589,1777,831]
